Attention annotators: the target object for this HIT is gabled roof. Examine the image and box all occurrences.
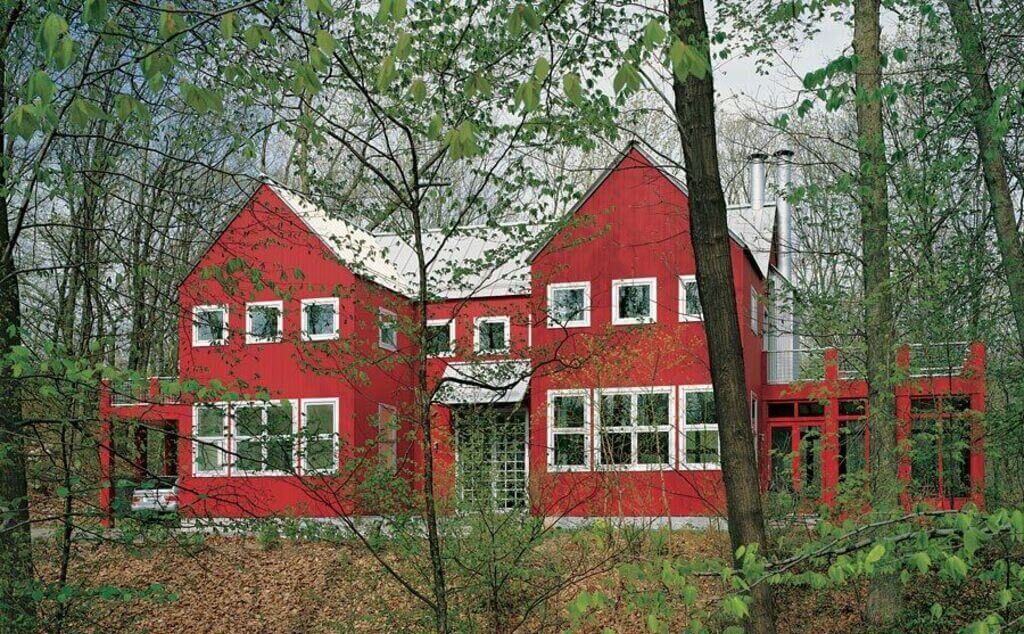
[527,141,776,278]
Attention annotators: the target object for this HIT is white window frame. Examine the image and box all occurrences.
[678,275,703,322]
[300,398,339,474]
[546,282,591,329]
[473,316,511,354]
[192,403,229,476]
[594,387,675,471]
[192,304,229,347]
[378,308,398,351]
[230,400,298,476]
[547,390,592,472]
[679,385,721,470]
[300,298,340,341]
[750,286,760,334]
[612,278,658,325]
[245,300,284,344]
[426,319,456,358]
[377,403,399,471]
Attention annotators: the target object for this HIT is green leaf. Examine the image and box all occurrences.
[612,62,640,95]
[26,71,57,104]
[945,554,968,580]
[394,31,411,60]
[427,113,443,140]
[84,0,109,27]
[997,588,1012,608]
[722,595,749,619]
[316,29,336,55]
[643,19,666,49]
[562,72,582,105]
[409,79,427,103]
[910,551,931,573]
[514,80,539,112]
[376,0,393,22]
[866,544,885,564]
[53,38,75,70]
[158,7,185,40]
[220,12,238,41]
[391,0,407,20]
[375,55,396,91]
[930,603,943,619]
[892,47,907,63]
[533,56,550,82]
[39,14,68,56]
[68,96,107,129]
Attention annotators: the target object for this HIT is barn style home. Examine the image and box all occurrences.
[98,144,987,524]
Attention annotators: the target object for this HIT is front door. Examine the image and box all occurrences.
[454,406,528,511]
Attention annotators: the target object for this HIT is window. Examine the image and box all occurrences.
[547,391,590,470]
[233,401,295,474]
[474,316,510,354]
[193,305,228,346]
[301,399,338,473]
[378,309,398,351]
[193,405,228,475]
[377,404,398,470]
[596,388,673,469]
[612,278,657,325]
[678,276,702,322]
[910,396,973,500]
[547,282,591,328]
[246,301,283,344]
[680,387,720,468]
[750,286,760,334]
[301,298,339,341]
[426,319,455,357]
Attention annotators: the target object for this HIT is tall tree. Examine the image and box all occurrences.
[668,1,777,632]
[944,0,1024,356]
[852,0,900,624]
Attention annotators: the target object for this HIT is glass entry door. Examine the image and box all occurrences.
[769,423,823,501]
[454,406,528,511]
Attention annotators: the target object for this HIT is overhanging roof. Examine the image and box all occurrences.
[436,360,530,405]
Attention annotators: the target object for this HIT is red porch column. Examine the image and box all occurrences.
[98,383,114,528]
[969,343,986,510]
[895,345,912,509]
[821,349,840,505]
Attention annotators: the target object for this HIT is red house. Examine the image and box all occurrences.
[98,145,987,524]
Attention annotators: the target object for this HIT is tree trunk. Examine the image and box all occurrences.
[853,0,901,624]
[669,2,776,632]
[944,0,1024,356]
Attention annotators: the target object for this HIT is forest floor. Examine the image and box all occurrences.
[30,524,991,634]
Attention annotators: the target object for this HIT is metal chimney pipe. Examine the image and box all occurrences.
[774,149,795,280]
[748,153,768,210]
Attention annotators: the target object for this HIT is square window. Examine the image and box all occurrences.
[426,320,454,357]
[301,299,338,340]
[547,283,590,328]
[304,403,334,436]
[685,430,720,465]
[685,391,716,426]
[193,305,228,346]
[638,431,669,464]
[378,309,398,351]
[233,401,294,474]
[613,279,656,324]
[246,301,283,344]
[554,395,585,428]
[679,276,702,321]
[474,317,510,354]
[554,434,585,466]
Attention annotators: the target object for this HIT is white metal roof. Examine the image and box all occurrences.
[436,360,531,405]
[727,202,775,278]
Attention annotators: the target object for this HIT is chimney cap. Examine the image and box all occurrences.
[748,152,770,161]
[774,149,795,159]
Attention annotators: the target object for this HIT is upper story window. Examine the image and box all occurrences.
[246,301,283,344]
[474,316,510,354]
[301,298,339,341]
[233,400,295,474]
[301,398,339,473]
[547,391,590,470]
[596,388,673,468]
[378,309,398,351]
[681,387,720,469]
[193,305,228,346]
[678,276,702,322]
[612,278,657,325]
[426,319,455,357]
[547,282,591,328]
[750,286,760,334]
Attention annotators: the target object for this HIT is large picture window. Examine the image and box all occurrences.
[246,301,283,344]
[680,387,720,468]
[596,388,673,469]
[193,305,228,346]
[193,404,228,475]
[547,282,591,328]
[301,399,338,473]
[233,401,295,474]
[547,391,590,470]
[612,278,657,325]
[301,298,339,341]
